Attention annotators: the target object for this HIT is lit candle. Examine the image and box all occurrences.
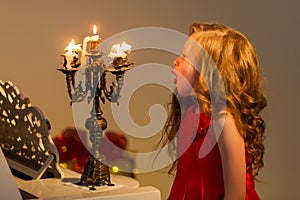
[90,24,101,50]
[81,24,102,64]
[91,25,100,41]
[64,39,82,52]
[64,39,81,70]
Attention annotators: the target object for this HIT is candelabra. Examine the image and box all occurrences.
[58,31,133,190]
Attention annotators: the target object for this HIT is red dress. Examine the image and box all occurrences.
[168,105,260,200]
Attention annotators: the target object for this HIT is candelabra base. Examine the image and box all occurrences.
[77,155,114,190]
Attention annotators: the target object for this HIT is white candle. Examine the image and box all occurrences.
[64,39,81,69]
[108,42,132,59]
[81,36,90,65]
[64,39,82,52]
[81,25,101,64]
[90,35,100,41]
[64,51,77,70]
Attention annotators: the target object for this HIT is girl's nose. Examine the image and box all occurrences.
[173,57,179,67]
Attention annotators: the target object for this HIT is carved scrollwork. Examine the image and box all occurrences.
[0,80,63,179]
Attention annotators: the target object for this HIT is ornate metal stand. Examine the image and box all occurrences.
[58,40,133,190]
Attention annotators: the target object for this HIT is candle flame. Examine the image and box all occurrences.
[67,39,75,51]
[93,24,97,35]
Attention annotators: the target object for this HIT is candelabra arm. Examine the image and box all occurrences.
[100,71,114,103]
[66,73,73,101]
[110,72,125,104]
[57,69,79,105]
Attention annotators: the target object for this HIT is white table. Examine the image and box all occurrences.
[15,168,161,200]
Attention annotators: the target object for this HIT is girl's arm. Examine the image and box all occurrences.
[217,114,246,200]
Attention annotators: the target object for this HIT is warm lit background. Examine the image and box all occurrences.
[1,0,299,199]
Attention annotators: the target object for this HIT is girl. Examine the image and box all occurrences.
[163,23,267,199]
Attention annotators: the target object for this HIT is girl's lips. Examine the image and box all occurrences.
[173,77,177,84]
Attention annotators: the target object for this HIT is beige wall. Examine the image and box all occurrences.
[1,0,299,199]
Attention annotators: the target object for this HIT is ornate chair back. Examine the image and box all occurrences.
[0,80,63,179]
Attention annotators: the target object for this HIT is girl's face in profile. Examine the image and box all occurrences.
[172,38,198,96]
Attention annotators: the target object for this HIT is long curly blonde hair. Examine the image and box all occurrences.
[161,23,267,176]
